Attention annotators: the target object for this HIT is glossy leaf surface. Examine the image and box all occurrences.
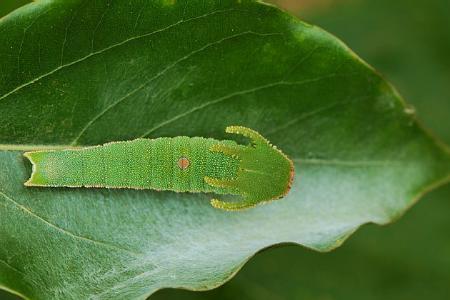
[0,1,449,299]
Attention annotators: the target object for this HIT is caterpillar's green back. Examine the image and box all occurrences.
[24,126,294,211]
[25,137,240,193]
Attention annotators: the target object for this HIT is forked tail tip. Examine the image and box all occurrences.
[23,152,39,187]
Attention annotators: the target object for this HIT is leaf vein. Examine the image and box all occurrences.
[140,73,347,137]
[91,4,110,52]
[0,8,237,102]
[265,94,372,136]
[293,158,396,167]
[60,6,80,66]
[0,189,139,256]
[0,258,24,275]
[71,31,281,144]
[17,8,53,77]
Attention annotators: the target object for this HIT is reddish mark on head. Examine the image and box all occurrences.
[178,157,190,170]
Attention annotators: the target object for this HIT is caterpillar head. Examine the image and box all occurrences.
[205,126,294,211]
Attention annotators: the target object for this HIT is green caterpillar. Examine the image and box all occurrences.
[24,126,294,211]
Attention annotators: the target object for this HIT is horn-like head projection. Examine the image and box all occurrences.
[205,126,294,211]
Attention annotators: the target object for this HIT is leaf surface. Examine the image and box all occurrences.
[0,0,449,299]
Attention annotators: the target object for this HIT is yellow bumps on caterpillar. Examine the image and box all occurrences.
[23,126,294,211]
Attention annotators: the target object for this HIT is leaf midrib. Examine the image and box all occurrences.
[0,145,398,167]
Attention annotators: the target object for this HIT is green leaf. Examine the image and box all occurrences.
[0,0,449,299]
[154,186,450,300]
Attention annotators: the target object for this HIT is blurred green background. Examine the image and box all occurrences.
[1,0,449,299]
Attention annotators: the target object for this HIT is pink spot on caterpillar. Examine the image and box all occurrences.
[177,157,190,170]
